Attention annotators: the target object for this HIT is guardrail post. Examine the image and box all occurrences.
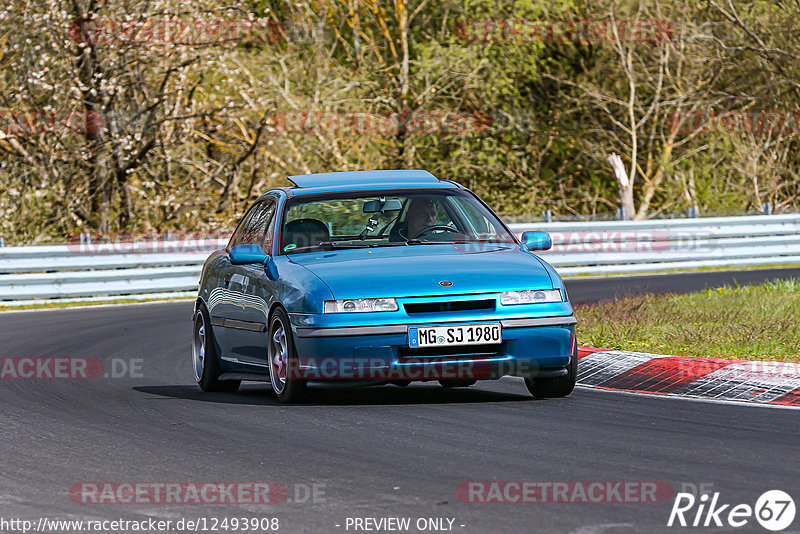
[688,206,698,218]
[0,237,4,247]
[543,209,552,223]
[763,202,772,215]
[617,207,627,220]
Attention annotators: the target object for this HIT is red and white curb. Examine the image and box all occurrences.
[576,346,800,407]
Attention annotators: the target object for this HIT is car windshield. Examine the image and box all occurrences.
[281,189,516,254]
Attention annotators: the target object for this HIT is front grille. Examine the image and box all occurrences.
[399,343,503,359]
[403,299,495,314]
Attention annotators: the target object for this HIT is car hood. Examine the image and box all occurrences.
[288,244,556,300]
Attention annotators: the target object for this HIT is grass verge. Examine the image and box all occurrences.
[576,279,800,362]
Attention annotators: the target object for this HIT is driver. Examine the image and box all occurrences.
[391,197,437,241]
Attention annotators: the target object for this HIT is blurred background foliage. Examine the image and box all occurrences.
[0,0,799,242]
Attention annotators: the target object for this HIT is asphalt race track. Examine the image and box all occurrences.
[1,269,799,534]
[564,266,800,304]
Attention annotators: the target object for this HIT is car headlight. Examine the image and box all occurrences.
[501,289,563,305]
[323,298,399,313]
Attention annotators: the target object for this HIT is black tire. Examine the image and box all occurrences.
[439,379,477,388]
[524,343,578,399]
[193,303,240,392]
[268,307,308,403]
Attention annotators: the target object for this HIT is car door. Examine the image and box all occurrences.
[222,198,278,368]
[208,202,262,359]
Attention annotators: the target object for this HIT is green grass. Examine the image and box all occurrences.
[575,279,800,362]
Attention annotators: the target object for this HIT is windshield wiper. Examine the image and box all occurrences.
[403,239,511,246]
[458,239,513,244]
[405,239,451,245]
[288,242,370,253]
[319,241,371,248]
[368,242,409,247]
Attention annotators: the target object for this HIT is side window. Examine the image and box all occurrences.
[261,200,277,253]
[228,204,258,250]
[228,200,276,251]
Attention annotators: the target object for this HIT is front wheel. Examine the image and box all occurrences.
[268,307,308,403]
[193,304,240,392]
[524,343,578,399]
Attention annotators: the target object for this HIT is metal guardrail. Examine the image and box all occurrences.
[510,213,800,276]
[1,215,799,304]
[0,239,227,303]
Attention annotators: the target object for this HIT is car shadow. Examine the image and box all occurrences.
[133,382,533,406]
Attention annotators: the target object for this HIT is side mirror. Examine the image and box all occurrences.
[229,244,268,265]
[521,231,552,251]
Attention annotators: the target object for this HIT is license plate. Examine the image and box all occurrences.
[408,323,502,348]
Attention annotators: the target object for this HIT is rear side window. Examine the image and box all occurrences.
[228,199,276,253]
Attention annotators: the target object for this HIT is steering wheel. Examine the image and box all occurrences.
[411,225,459,240]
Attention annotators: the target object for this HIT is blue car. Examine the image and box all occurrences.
[193,170,577,402]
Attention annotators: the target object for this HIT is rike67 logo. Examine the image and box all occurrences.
[668,490,795,531]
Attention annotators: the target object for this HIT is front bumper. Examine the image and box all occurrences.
[290,317,576,381]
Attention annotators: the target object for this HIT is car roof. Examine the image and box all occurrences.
[259,170,464,200]
[288,182,460,197]
[275,170,463,197]
[288,170,441,189]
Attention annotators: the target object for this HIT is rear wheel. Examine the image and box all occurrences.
[193,303,240,392]
[439,379,477,388]
[268,307,308,403]
[524,343,578,399]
